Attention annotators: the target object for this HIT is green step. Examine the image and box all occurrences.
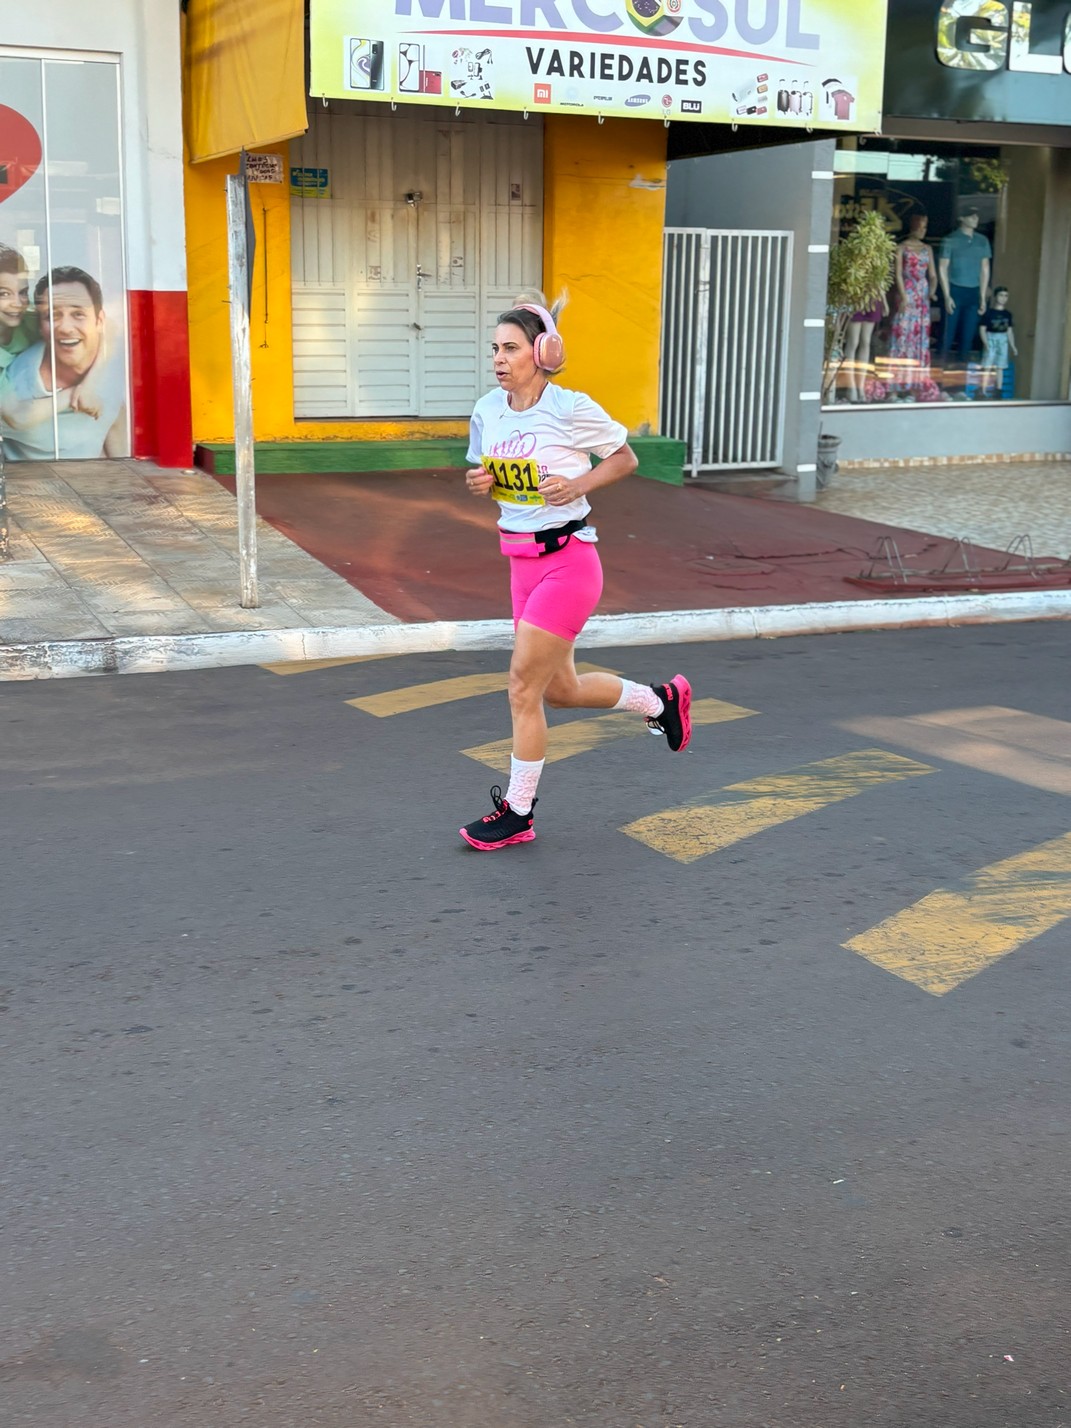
[195,436,685,485]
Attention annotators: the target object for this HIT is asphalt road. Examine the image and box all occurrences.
[2,623,1070,1428]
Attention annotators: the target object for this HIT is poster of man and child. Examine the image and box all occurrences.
[0,70,129,464]
[0,246,127,461]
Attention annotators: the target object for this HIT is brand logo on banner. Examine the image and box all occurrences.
[308,0,887,131]
[625,0,683,38]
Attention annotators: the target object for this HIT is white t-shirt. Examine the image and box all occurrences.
[0,341,126,460]
[467,383,628,533]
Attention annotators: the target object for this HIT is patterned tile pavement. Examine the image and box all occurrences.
[815,461,1071,562]
[0,459,399,644]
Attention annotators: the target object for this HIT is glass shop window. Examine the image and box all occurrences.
[0,54,129,461]
[823,137,1071,410]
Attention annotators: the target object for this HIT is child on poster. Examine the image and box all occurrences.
[0,244,36,375]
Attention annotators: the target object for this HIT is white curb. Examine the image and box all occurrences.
[2,588,1069,681]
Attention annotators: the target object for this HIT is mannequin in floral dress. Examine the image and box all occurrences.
[888,213,938,400]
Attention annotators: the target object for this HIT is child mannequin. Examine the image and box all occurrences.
[979,286,1017,399]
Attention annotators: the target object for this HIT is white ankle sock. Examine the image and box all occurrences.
[613,678,663,718]
[506,756,544,815]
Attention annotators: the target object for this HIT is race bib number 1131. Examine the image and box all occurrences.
[482,456,545,506]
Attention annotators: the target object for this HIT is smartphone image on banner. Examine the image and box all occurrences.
[399,43,423,93]
[348,38,385,91]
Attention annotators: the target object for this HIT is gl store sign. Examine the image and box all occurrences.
[309,0,887,130]
[938,0,1071,71]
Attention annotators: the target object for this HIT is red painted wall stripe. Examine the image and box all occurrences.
[129,288,194,468]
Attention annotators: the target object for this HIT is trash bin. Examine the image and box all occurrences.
[816,432,841,491]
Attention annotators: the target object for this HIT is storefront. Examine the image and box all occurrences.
[665,0,1071,494]
[820,0,1071,466]
[184,1,887,471]
[0,2,189,467]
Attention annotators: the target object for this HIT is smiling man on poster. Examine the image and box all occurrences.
[0,266,127,460]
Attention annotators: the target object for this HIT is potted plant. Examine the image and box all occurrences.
[817,210,897,488]
[966,157,1009,193]
[821,209,897,405]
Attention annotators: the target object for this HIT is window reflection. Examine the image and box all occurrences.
[824,137,1069,409]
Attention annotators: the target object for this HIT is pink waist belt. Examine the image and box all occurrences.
[499,519,588,559]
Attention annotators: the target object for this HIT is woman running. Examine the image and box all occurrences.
[459,294,691,850]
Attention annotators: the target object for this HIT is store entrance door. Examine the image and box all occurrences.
[291,104,544,420]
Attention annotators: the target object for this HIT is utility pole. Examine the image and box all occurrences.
[225,167,258,608]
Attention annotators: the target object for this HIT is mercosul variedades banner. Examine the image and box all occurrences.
[309,0,887,131]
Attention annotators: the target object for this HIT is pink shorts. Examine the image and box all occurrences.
[509,536,604,642]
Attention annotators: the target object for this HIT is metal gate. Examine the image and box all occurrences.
[660,228,793,476]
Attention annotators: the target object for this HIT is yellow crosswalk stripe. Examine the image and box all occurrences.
[262,656,392,675]
[622,748,933,864]
[463,697,757,769]
[349,663,619,718]
[844,831,1071,996]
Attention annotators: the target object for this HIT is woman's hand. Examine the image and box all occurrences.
[538,474,581,507]
[466,467,494,497]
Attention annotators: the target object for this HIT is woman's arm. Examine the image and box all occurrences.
[569,443,638,500]
[895,244,906,302]
[938,254,953,310]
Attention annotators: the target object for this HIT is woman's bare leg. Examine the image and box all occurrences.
[544,648,625,711]
[508,620,578,761]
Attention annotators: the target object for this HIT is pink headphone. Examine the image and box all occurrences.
[518,303,565,372]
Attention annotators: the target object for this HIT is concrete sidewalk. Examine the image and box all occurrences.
[0,459,397,644]
[1,455,1069,680]
[816,458,1071,560]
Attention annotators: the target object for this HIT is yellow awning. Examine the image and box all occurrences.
[185,0,307,164]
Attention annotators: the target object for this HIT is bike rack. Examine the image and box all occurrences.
[846,534,1071,593]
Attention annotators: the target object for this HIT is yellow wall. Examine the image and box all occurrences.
[543,116,667,433]
[184,115,667,445]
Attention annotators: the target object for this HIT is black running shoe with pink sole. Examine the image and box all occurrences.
[646,674,692,752]
[459,785,537,850]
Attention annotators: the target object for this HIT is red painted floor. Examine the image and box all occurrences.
[213,469,1009,623]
